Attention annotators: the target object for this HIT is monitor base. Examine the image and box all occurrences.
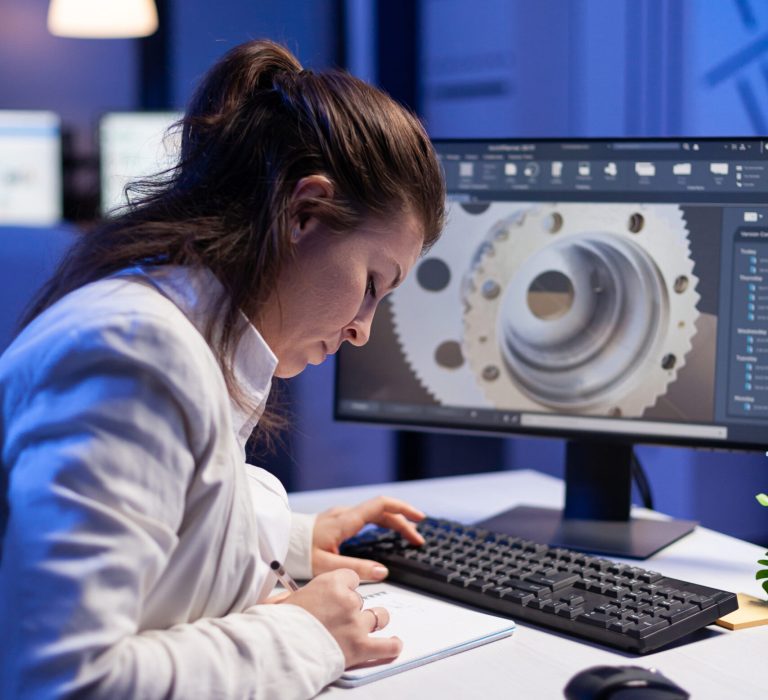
[476,505,697,559]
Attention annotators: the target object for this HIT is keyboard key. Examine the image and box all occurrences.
[609,620,634,633]
[587,581,610,594]
[578,611,612,628]
[511,581,550,597]
[557,606,585,620]
[467,579,496,594]
[541,600,567,615]
[660,605,699,624]
[688,594,717,608]
[593,603,619,615]
[639,571,664,583]
[620,578,645,592]
[627,618,670,638]
[525,572,582,591]
[501,589,534,605]
[672,591,696,604]
[605,585,631,599]
[559,593,585,607]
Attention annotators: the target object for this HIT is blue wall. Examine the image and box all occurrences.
[1,0,767,543]
[419,0,768,544]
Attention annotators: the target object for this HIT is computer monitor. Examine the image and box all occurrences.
[99,111,182,216]
[335,136,768,558]
[0,110,62,226]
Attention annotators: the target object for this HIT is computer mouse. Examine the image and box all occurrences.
[563,664,690,700]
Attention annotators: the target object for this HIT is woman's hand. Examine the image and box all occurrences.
[311,496,425,580]
[280,568,401,668]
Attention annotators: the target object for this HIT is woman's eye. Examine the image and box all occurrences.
[366,276,377,299]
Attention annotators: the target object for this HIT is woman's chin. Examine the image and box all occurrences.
[274,361,304,379]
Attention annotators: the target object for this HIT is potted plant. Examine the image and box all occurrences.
[758,493,768,596]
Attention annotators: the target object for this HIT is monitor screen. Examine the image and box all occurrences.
[335,136,768,556]
[0,111,62,226]
[99,111,182,216]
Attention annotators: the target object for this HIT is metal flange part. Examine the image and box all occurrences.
[392,201,700,417]
[464,202,700,415]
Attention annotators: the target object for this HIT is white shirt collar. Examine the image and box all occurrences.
[119,265,278,447]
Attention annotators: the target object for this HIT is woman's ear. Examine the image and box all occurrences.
[290,175,334,240]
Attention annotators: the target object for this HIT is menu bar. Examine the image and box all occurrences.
[437,139,768,196]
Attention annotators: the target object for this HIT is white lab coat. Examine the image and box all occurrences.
[0,266,344,698]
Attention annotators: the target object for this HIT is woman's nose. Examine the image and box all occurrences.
[344,314,372,347]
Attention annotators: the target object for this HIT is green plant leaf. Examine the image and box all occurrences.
[757,569,768,580]
[757,493,768,507]
[758,559,768,567]
[763,580,768,595]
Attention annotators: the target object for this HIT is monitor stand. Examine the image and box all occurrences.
[475,441,697,559]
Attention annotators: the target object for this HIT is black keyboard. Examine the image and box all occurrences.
[340,517,738,654]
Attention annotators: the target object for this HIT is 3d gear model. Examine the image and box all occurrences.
[390,202,700,417]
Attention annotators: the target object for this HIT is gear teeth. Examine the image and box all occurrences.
[389,203,529,408]
[390,315,441,403]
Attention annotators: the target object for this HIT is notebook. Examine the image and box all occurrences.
[334,582,516,688]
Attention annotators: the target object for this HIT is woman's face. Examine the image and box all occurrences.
[258,207,424,379]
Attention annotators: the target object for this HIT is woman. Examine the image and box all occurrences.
[0,40,445,698]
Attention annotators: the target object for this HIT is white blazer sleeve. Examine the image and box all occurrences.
[0,321,343,699]
[285,512,317,580]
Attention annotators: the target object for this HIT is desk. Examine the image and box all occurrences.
[289,469,766,699]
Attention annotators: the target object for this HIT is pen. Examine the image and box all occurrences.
[270,559,300,591]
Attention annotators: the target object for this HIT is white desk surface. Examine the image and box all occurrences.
[289,469,766,700]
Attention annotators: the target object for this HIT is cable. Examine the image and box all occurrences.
[630,450,654,511]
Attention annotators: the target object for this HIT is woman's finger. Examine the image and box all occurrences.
[355,635,403,664]
[315,566,361,593]
[315,549,390,580]
[376,511,425,545]
[362,605,390,633]
[354,496,425,525]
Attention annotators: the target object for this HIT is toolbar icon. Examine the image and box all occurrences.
[635,162,656,177]
[523,162,540,178]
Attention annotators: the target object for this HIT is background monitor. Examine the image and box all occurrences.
[0,110,62,226]
[335,136,768,558]
[99,111,182,216]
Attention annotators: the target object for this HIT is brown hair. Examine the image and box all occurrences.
[21,39,445,435]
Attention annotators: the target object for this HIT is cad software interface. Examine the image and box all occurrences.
[336,138,768,446]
